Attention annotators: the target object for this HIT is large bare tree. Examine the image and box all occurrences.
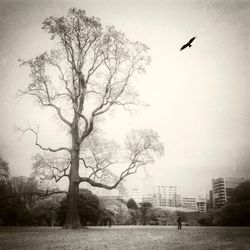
[19,8,164,228]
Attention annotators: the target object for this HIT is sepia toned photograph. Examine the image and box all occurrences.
[0,0,250,249]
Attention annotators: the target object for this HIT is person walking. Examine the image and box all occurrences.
[177,216,182,229]
[108,217,112,227]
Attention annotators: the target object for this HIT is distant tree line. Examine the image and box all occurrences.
[0,154,179,227]
[1,155,249,227]
[0,166,183,227]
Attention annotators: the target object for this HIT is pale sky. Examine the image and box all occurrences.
[0,0,250,197]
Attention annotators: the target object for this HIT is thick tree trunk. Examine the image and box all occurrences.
[63,176,81,228]
[63,124,82,229]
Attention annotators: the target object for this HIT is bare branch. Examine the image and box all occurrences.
[32,190,68,197]
[79,162,142,190]
[19,127,71,153]
[46,102,72,127]
[47,59,74,98]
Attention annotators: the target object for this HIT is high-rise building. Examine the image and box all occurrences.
[153,185,180,208]
[212,177,246,208]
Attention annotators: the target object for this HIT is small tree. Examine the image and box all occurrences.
[99,197,130,225]
[140,202,152,225]
[127,198,138,210]
[19,8,164,228]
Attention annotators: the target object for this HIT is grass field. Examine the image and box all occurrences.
[0,226,250,250]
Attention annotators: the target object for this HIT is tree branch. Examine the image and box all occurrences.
[19,127,71,153]
[79,163,142,190]
[32,190,68,197]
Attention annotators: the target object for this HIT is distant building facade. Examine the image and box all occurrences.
[153,185,180,208]
[196,199,207,212]
[142,194,153,204]
[181,196,197,210]
[98,195,120,201]
[212,177,245,208]
[206,190,213,211]
[130,188,143,204]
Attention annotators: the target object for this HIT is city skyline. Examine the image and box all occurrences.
[100,175,247,203]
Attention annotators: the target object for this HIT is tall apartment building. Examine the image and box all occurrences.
[212,177,245,208]
[153,185,180,208]
[181,196,197,210]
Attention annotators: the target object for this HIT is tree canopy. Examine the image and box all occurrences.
[230,180,250,203]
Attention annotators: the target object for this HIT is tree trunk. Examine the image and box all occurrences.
[63,124,82,229]
[63,177,81,228]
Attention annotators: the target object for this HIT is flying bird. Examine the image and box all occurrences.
[180,37,196,51]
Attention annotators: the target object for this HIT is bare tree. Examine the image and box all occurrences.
[19,8,164,228]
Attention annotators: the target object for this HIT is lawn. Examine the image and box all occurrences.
[0,226,250,250]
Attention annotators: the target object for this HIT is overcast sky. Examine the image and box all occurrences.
[0,0,250,197]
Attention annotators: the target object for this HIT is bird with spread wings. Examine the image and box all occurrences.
[180,37,196,51]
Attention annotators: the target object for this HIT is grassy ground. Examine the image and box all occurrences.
[0,226,250,250]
